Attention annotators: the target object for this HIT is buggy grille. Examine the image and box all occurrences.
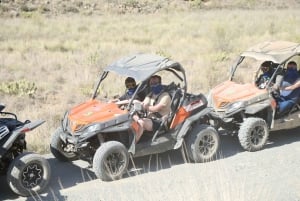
[0,126,9,140]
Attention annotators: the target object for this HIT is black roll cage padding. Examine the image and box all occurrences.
[151,87,182,142]
[266,63,284,88]
[230,56,244,81]
[165,68,184,82]
[92,71,109,99]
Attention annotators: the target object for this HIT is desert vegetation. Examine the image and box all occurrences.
[0,0,300,153]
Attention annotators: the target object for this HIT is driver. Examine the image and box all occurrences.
[283,61,299,84]
[276,61,300,116]
[133,75,171,142]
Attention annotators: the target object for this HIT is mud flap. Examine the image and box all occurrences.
[0,147,7,159]
[128,133,136,155]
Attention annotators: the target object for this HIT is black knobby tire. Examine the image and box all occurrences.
[7,152,51,197]
[186,124,220,163]
[238,117,269,152]
[50,127,78,162]
[93,141,129,181]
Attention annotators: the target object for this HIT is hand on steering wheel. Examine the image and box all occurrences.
[130,101,147,118]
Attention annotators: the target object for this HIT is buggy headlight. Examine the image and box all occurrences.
[78,124,101,140]
[85,124,101,133]
[226,101,245,114]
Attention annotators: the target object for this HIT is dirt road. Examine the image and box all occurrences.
[1,128,300,201]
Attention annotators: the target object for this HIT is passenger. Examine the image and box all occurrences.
[133,75,171,141]
[255,61,274,88]
[112,77,141,105]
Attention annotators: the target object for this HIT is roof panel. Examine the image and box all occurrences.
[241,40,300,63]
[104,53,182,81]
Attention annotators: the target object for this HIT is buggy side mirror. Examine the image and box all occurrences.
[0,104,5,112]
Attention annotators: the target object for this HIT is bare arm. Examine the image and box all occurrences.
[146,102,165,113]
[283,80,300,91]
[144,93,170,113]
[115,99,129,105]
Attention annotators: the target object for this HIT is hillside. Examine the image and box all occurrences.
[1,0,300,17]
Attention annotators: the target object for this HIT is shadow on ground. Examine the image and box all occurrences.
[128,126,300,178]
[266,127,300,149]
[0,156,96,201]
[1,127,299,200]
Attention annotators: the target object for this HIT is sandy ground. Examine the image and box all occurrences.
[1,128,300,201]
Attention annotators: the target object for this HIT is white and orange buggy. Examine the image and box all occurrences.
[50,53,220,181]
[208,41,300,152]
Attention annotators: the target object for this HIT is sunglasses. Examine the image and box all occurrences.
[126,82,136,89]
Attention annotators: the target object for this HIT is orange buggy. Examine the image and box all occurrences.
[208,41,300,152]
[50,53,220,181]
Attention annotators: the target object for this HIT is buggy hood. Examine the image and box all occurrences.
[210,80,267,109]
[68,99,128,132]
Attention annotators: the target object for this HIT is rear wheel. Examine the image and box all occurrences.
[93,141,129,181]
[7,152,51,197]
[50,127,78,162]
[238,117,269,151]
[186,124,220,162]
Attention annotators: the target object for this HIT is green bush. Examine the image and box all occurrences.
[0,80,37,97]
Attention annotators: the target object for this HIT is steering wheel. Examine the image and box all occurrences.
[129,101,147,118]
[257,76,269,89]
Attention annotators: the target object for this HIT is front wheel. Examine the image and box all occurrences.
[238,117,269,151]
[7,152,51,197]
[50,127,78,162]
[93,141,129,181]
[186,124,220,163]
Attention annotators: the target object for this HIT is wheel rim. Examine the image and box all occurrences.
[198,133,216,156]
[21,163,43,189]
[104,152,126,177]
[250,126,265,145]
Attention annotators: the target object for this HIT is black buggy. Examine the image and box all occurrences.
[0,104,50,196]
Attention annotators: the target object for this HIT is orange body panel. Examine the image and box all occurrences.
[170,107,190,129]
[68,99,128,132]
[131,121,140,143]
[271,98,277,109]
[211,80,267,109]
